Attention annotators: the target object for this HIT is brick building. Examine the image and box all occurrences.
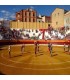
[16,8,37,22]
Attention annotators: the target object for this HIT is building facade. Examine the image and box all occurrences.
[51,8,68,29]
[42,16,51,23]
[37,17,42,22]
[37,14,51,23]
[0,21,3,26]
[0,20,10,27]
[64,11,70,30]
[16,8,37,22]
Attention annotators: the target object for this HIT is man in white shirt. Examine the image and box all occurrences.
[8,45,11,58]
[21,44,25,54]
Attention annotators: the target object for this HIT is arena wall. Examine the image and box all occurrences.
[10,21,51,29]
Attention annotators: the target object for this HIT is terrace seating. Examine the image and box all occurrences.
[44,30,65,40]
[0,27,70,40]
[0,34,3,40]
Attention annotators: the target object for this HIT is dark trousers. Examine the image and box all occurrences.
[35,47,37,54]
[9,51,11,58]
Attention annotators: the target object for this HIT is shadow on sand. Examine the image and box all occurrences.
[10,54,22,58]
[0,71,5,75]
[36,53,43,56]
[52,54,58,57]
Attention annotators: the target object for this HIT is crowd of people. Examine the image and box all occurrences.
[44,30,65,40]
[0,26,70,40]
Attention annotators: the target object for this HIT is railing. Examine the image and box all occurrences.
[0,40,70,45]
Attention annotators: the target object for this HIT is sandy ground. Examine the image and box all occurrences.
[0,44,70,75]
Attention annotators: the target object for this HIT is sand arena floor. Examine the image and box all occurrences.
[0,44,70,75]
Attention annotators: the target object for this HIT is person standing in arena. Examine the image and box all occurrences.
[48,42,53,57]
[21,44,25,54]
[68,44,70,53]
[8,45,11,58]
[64,43,66,52]
[37,42,39,52]
[34,41,38,56]
[66,40,70,54]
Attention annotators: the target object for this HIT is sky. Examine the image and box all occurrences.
[0,5,70,20]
